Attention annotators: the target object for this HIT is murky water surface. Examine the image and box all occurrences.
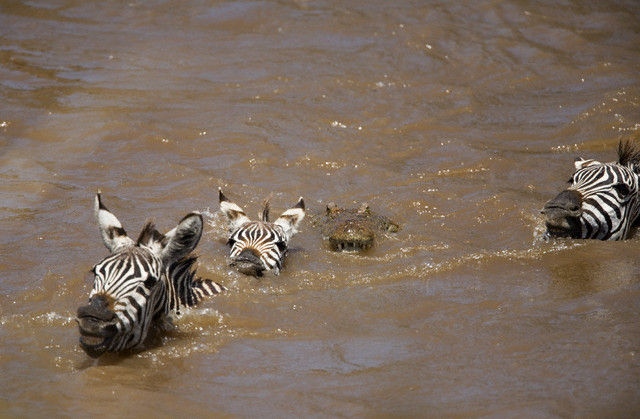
[2,0,640,416]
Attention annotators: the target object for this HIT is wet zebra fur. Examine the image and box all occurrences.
[76,194,225,358]
[168,255,225,313]
[219,188,305,276]
[542,139,640,240]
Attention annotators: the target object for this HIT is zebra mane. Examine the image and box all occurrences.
[168,255,226,312]
[617,139,640,170]
[259,195,273,222]
[136,222,164,247]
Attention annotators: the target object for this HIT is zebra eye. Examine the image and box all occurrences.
[567,176,575,184]
[143,275,158,289]
[613,183,631,197]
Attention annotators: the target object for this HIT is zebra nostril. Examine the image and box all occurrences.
[77,303,116,323]
[544,189,582,215]
[91,295,108,308]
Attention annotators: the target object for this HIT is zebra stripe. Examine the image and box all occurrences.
[570,164,639,240]
[168,256,226,312]
[228,222,287,274]
[78,194,225,357]
[87,246,225,354]
[219,188,305,277]
[544,140,640,241]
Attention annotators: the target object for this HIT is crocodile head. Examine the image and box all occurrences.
[319,203,399,251]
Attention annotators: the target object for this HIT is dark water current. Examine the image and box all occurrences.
[1,0,640,417]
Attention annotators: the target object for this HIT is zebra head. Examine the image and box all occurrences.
[218,188,305,277]
[77,193,208,358]
[542,140,640,240]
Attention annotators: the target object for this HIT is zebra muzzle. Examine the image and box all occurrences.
[76,317,118,358]
[541,189,583,237]
[76,296,119,357]
[231,248,266,277]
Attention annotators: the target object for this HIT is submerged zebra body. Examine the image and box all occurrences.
[219,188,305,276]
[542,140,640,240]
[76,194,225,358]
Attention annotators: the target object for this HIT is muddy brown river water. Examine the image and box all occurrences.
[2,0,640,417]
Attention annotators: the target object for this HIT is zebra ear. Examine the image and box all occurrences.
[95,193,134,253]
[574,158,601,170]
[273,197,305,240]
[161,213,203,265]
[219,188,251,231]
